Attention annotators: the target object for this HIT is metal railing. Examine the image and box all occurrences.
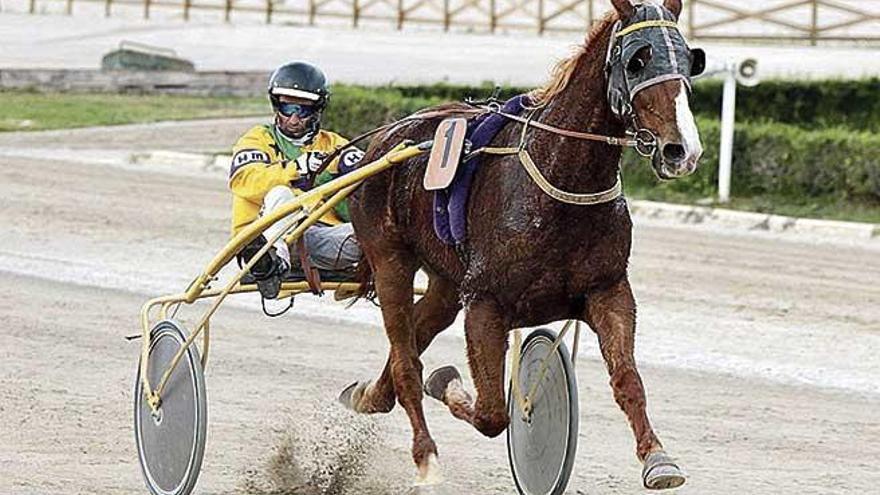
[12,0,880,43]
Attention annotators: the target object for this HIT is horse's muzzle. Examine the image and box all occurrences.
[653,142,701,180]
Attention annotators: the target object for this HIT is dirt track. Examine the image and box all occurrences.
[0,120,878,495]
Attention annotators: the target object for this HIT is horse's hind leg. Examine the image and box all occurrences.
[367,249,442,484]
[585,276,686,490]
[342,272,460,414]
[425,298,510,438]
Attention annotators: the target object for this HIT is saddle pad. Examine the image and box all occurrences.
[433,94,530,246]
[424,117,468,191]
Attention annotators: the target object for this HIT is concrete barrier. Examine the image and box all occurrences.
[0,69,265,96]
[629,199,878,240]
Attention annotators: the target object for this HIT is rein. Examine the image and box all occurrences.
[307,14,685,205]
[305,107,483,189]
[465,104,633,206]
[478,101,658,157]
[306,97,651,207]
[461,94,667,205]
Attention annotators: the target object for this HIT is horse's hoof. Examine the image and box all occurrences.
[424,366,461,403]
[414,453,443,486]
[642,451,686,490]
[338,380,369,412]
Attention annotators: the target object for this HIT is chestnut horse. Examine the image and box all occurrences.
[341,0,703,489]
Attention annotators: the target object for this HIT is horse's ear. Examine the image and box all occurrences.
[664,0,683,20]
[610,0,635,19]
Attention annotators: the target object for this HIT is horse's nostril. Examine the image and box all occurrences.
[662,143,686,163]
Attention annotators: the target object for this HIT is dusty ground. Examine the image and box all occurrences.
[0,120,878,495]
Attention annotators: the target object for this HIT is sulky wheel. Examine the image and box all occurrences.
[507,328,579,495]
[134,320,207,495]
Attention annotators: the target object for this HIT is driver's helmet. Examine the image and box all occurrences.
[268,62,330,144]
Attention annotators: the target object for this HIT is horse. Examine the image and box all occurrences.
[340,0,704,489]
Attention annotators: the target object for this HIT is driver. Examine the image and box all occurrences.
[229,61,364,298]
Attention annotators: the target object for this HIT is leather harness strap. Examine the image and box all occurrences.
[487,107,638,147]
[469,108,626,206]
[287,107,484,292]
[305,107,484,189]
[295,237,323,295]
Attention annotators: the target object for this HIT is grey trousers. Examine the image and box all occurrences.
[301,223,361,271]
[262,186,362,271]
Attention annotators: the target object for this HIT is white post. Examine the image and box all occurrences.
[718,66,737,204]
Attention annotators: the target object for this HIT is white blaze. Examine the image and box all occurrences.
[675,82,702,159]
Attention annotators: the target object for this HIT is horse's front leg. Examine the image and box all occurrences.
[585,276,686,490]
[424,297,510,438]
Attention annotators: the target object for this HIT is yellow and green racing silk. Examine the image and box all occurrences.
[228,124,363,236]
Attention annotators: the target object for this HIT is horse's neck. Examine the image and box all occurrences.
[532,33,625,192]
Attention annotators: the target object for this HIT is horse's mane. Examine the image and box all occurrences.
[527,12,619,108]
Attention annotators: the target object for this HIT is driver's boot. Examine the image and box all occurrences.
[238,235,290,299]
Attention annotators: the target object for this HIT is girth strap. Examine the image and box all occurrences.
[295,237,323,295]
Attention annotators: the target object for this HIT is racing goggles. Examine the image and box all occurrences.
[276,102,319,118]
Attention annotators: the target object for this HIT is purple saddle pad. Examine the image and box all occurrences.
[433,94,530,246]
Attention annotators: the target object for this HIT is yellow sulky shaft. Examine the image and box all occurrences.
[139,140,429,412]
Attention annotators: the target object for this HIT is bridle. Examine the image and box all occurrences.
[477,8,705,161]
[454,6,704,205]
[604,7,705,147]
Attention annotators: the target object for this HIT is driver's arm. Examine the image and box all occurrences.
[228,134,299,203]
[312,135,365,222]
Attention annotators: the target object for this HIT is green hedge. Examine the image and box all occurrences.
[690,78,880,132]
[324,85,445,137]
[352,78,880,132]
[325,86,880,202]
[620,118,880,201]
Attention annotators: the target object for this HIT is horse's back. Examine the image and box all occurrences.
[350,102,633,322]
[349,103,471,281]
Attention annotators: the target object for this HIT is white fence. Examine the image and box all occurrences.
[4,0,879,43]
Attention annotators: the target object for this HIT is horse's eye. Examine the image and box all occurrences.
[627,46,652,74]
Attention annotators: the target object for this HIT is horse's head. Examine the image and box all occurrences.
[606,0,705,179]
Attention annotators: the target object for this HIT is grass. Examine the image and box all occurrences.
[0,90,266,131]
